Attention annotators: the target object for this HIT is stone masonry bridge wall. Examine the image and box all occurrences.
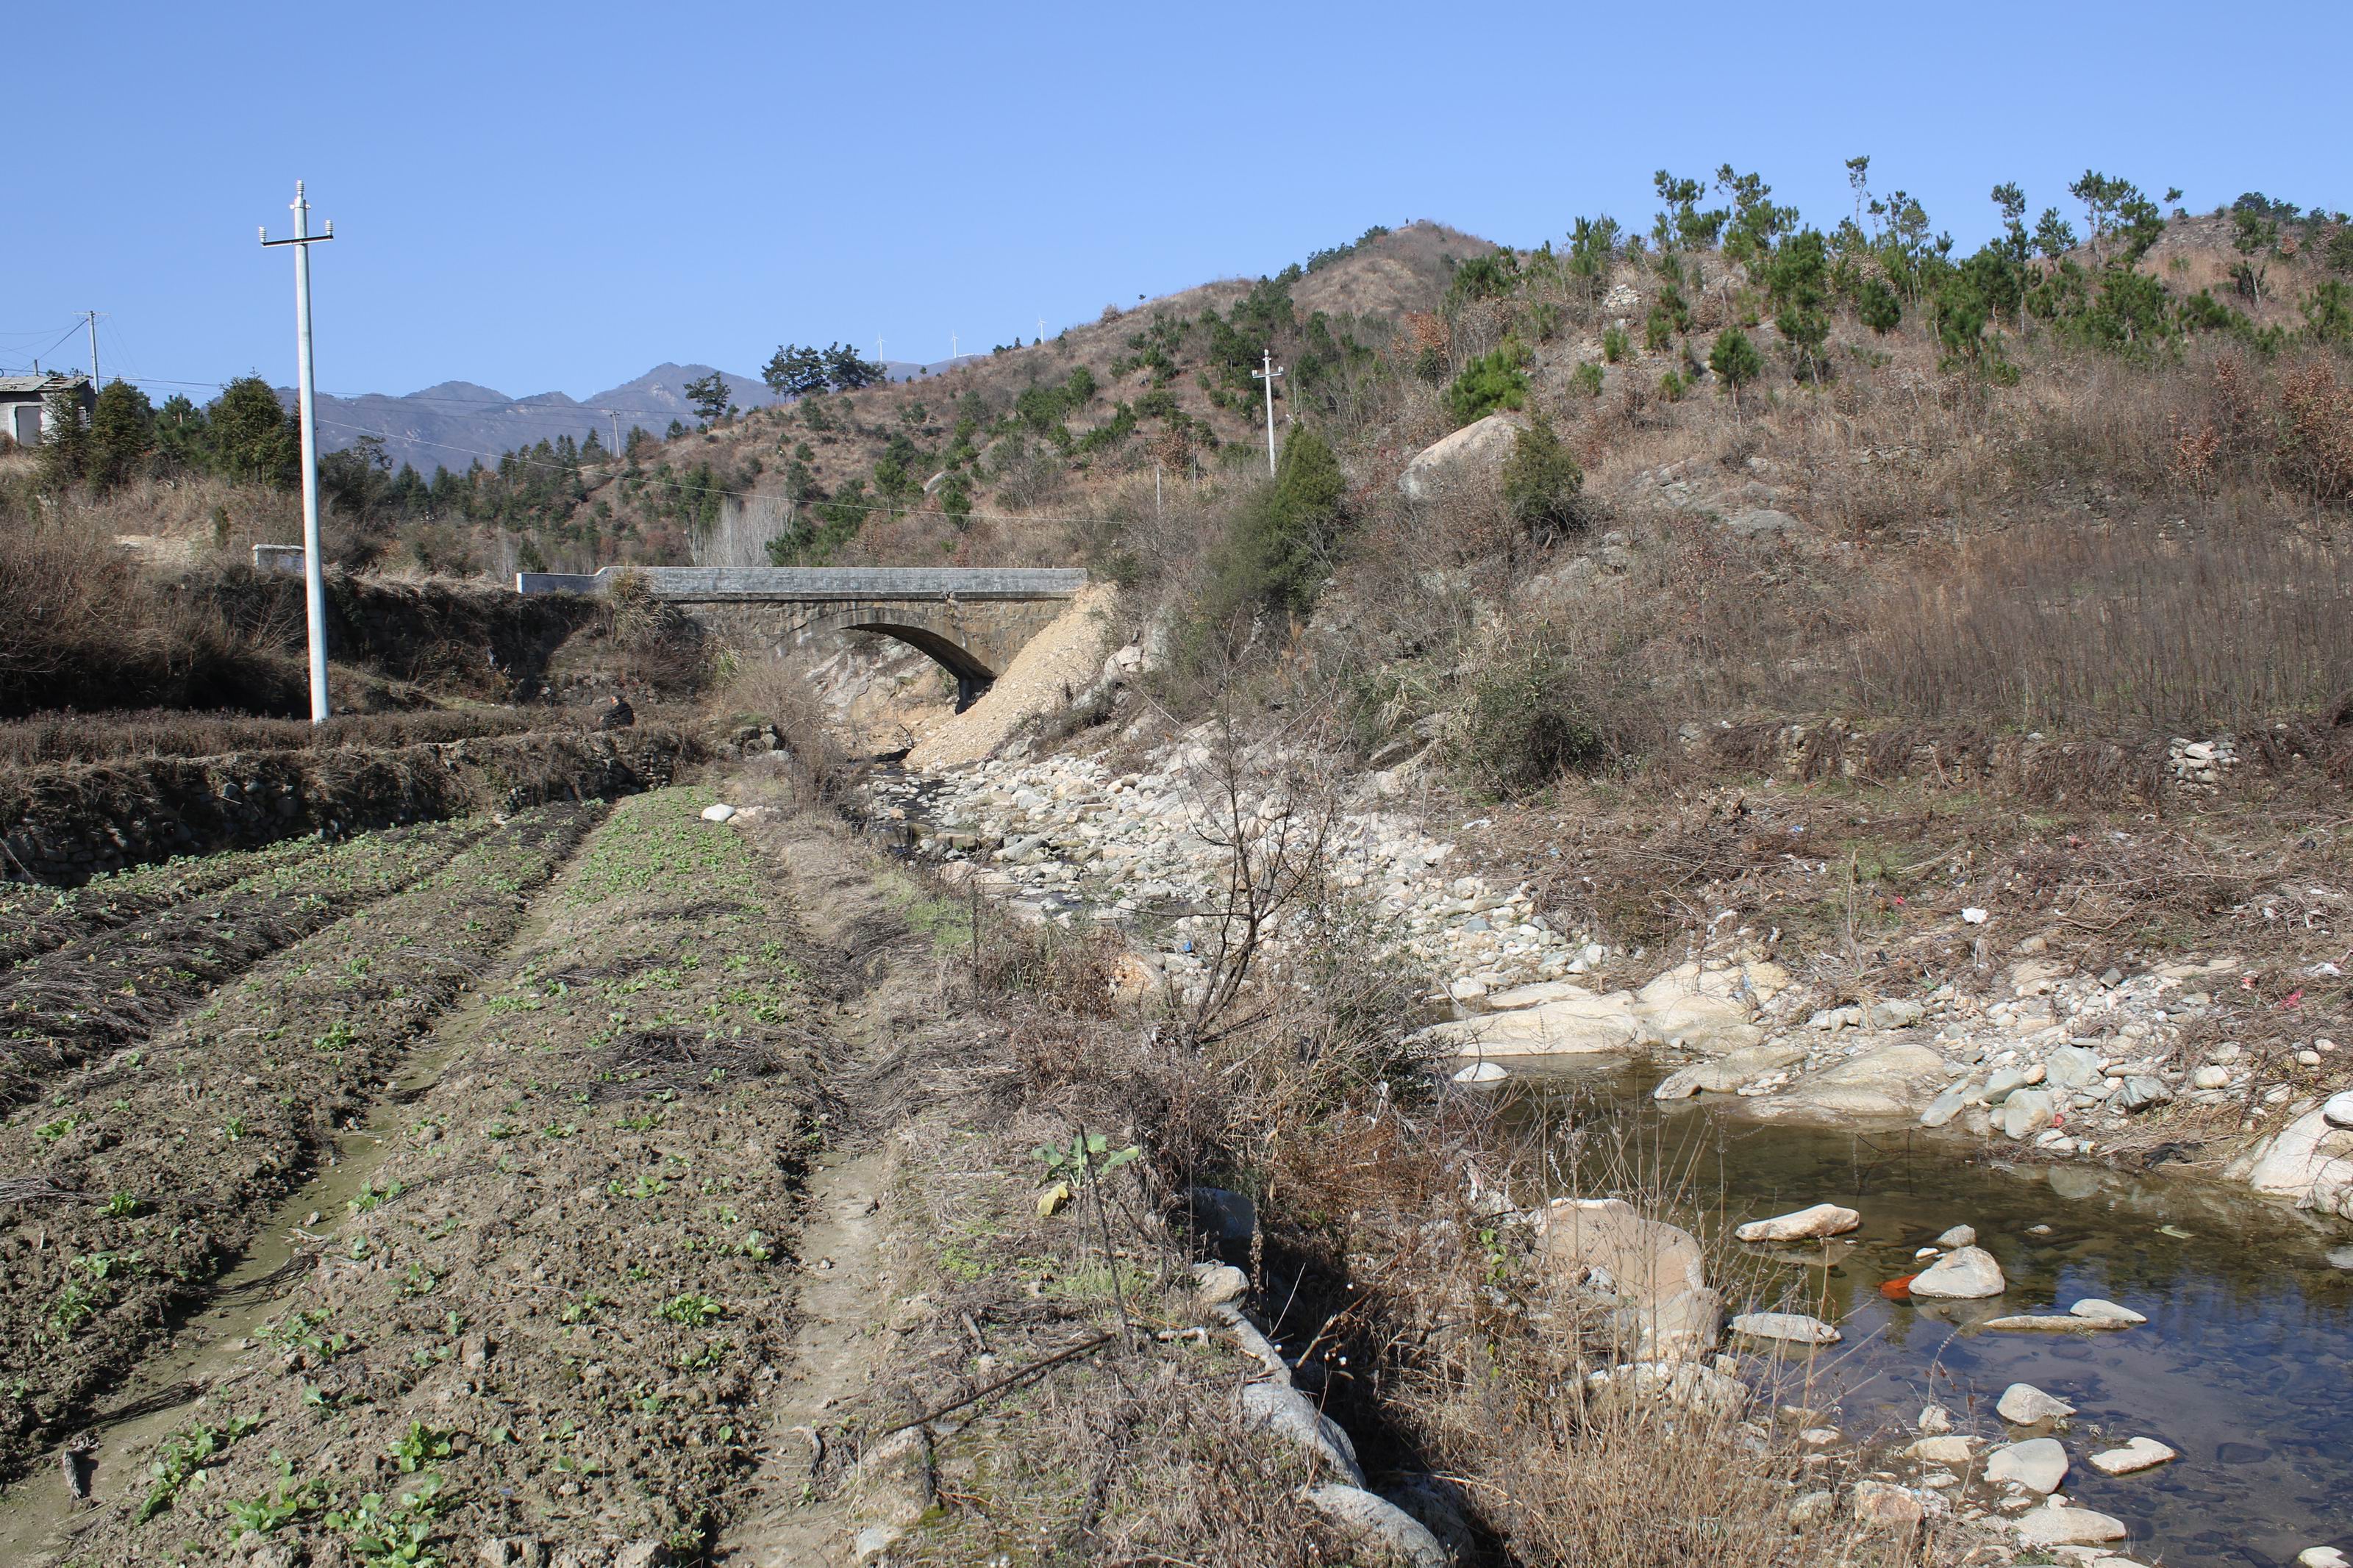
[517,567,1088,708]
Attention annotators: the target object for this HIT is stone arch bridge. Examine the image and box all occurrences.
[517,566,1088,708]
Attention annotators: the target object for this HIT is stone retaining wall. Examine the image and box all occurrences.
[1,726,701,886]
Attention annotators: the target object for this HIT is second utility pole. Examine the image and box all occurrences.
[261,180,336,724]
[1252,349,1284,476]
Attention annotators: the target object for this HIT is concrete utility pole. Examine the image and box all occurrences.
[82,312,99,387]
[260,180,336,724]
[608,409,621,459]
[1252,349,1284,476]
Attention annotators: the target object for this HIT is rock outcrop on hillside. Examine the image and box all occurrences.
[1397,412,1525,503]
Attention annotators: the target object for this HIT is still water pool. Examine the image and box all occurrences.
[1510,1064,2353,1567]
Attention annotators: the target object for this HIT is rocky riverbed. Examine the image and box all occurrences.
[875,731,2353,1230]
[1532,1066,2353,1568]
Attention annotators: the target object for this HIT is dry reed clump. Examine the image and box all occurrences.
[706,651,856,798]
[600,568,713,692]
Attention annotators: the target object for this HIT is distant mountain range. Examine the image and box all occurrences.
[287,358,956,474]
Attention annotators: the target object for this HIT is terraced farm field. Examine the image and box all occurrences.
[0,790,838,1567]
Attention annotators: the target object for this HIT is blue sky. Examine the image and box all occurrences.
[7,1,2345,401]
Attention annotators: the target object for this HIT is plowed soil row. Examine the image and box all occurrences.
[0,804,603,1483]
[0,820,492,1114]
[0,834,336,968]
[40,788,833,1568]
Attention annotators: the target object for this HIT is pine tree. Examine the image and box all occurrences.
[37,389,89,488]
[822,343,885,390]
[86,380,156,493]
[1708,329,1763,412]
[1502,413,1585,541]
[1212,425,1349,618]
[1857,277,1902,334]
[682,371,732,426]
[762,344,829,398]
[207,376,299,487]
[1765,230,1832,380]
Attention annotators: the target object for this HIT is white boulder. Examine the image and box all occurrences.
[1996,1383,2075,1425]
[1985,1436,2068,1493]
[1536,1198,1718,1361]
[2013,1504,2128,1547]
[1909,1245,2007,1299]
[1734,1203,1861,1243]
[1729,1311,1842,1345]
[1302,1484,1449,1568]
[1398,413,1527,503]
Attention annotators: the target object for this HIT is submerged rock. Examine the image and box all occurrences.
[2088,1436,2177,1475]
[1982,1314,2127,1333]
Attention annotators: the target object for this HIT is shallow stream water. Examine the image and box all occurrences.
[1510,1061,2352,1568]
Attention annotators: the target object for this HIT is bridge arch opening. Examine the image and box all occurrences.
[840,620,999,711]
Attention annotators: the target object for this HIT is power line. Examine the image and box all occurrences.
[1,322,87,372]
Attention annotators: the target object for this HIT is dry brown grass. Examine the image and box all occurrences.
[0,706,550,773]
[0,511,305,716]
[707,649,857,798]
[1850,516,2353,734]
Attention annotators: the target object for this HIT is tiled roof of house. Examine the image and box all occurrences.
[0,373,94,395]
